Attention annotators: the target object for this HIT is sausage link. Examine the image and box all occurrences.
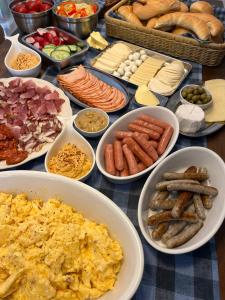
[104,144,116,176]
[122,144,139,175]
[149,140,158,149]
[163,172,208,181]
[149,191,169,210]
[120,156,129,177]
[139,114,170,129]
[193,194,206,220]
[167,183,218,197]
[133,119,163,135]
[123,137,153,167]
[162,221,187,242]
[151,223,169,241]
[201,194,213,209]
[171,192,193,218]
[148,211,198,226]
[157,126,174,156]
[156,179,199,191]
[128,123,160,140]
[115,130,149,140]
[113,140,124,171]
[164,221,203,248]
[137,162,146,172]
[133,133,158,162]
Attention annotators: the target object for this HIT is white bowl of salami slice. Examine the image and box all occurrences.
[138,146,225,254]
[96,106,179,184]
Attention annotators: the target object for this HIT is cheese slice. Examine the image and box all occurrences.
[87,31,109,50]
[135,85,160,106]
[175,104,205,133]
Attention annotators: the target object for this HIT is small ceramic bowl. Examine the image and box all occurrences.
[180,84,213,110]
[4,34,41,77]
[74,108,110,138]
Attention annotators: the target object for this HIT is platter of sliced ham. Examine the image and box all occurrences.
[57,65,130,113]
[0,77,72,169]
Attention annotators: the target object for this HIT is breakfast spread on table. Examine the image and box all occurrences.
[148,166,218,248]
[1,0,225,294]
[0,192,123,299]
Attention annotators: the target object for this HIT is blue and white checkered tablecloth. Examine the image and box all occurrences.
[9,15,220,299]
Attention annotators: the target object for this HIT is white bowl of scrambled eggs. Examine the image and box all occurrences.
[0,171,144,300]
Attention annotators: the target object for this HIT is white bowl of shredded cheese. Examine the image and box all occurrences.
[0,170,144,300]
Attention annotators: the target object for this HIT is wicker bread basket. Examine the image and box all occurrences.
[104,0,225,66]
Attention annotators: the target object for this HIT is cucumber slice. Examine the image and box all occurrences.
[55,45,70,53]
[76,46,82,52]
[68,45,77,52]
[76,41,84,48]
[44,44,55,49]
[42,48,54,56]
[51,50,70,60]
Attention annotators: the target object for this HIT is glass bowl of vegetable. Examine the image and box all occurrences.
[180,84,213,110]
[53,0,100,39]
[9,0,54,33]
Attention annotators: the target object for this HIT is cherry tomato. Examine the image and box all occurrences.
[92,4,97,13]
[13,3,28,13]
[39,3,52,11]
[25,1,39,12]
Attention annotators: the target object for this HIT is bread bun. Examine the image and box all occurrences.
[154,12,210,40]
[146,17,158,29]
[179,2,189,12]
[118,5,144,27]
[190,1,213,14]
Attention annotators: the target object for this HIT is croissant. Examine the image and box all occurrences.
[132,0,181,21]
[146,17,158,29]
[154,12,210,40]
[118,5,144,27]
[190,1,213,14]
[179,2,188,12]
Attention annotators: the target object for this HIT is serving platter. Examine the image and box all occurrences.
[90,41,192,96]
[0,77,72,170]
[57,65,131,113]
[167,90,224,137]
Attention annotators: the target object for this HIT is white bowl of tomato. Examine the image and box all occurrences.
[10,0,54,33]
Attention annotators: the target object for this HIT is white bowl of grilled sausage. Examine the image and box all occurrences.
[96,106,179,184]
[138,146,225,254]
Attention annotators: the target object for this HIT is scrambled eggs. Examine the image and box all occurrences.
[0,193,123,300]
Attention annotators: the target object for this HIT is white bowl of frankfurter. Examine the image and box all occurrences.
[96,106,179,184]
[138,146,225,254]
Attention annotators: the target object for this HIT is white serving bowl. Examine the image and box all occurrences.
[96,106,179,184]
[4,34,41,77]
[74,108,110,138]
[180,84,213,110]
[138,146,225,255]
[0,171,144,300]
[45,116,95,182]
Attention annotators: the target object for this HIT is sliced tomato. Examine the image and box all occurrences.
[13,3,28,13]
[79,8,87,17]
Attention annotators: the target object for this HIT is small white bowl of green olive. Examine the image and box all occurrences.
[180,84,213,110]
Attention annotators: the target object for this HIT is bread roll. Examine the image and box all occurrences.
[154,12,210,40]
[172,27,190,35]
[132,0,181,21]
[118,5,144,27]
[189,13,224,37]
[190,1,213,14]
[146,17,158,29]
[179,2,188,12]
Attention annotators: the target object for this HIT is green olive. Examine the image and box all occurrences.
[182,90,187,98]
[207,94,212,102]
[198,87,205,94]
[192,95,198,102]
[196,100,202,104]
[193,89,199,95]
[200,93,207,100]
[187,94,193,100]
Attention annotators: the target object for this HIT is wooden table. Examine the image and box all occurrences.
[0,36,225,299]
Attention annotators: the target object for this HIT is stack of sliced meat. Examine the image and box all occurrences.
[0,78,64,159]
[57,65,127,112]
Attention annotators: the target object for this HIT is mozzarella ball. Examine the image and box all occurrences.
[125,71,132,77]
[140,50,146,55]
[128,54,134,60]
[124,65,132,72]
[131,65,138,73]
[113,71,120,77]
[117,68,124,76]
[133,52,141,60]
[124,60,131,66]
[119,62,126,69]
[122,75,129,81]
[135,60,142,66]
[141,54,148,61]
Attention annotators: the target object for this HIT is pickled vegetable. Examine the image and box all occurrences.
[75,111,108,132]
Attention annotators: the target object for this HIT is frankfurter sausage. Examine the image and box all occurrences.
[163,172,209,181]
[122,144,139,175]
[115,130,149,140]
[162,221,187,242]
[148,211,198,226]
[152,223,169,241]
[165,221,203,248]
[120,156,129,177]
[139,113,170,129]
[133,119,163,135]
[156,179,199,191]
[104,144,116,176]
[137,162,146,172]
[167,182,218,197]
[113,140,124,171]
[201,194,213,209]
[157,126,173,156]
[149,140,158,149]
[149,191,169,210]
[193,194,206,220]
[123,137,153,167]
[133,133,159,162]
[128,123,160,140]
